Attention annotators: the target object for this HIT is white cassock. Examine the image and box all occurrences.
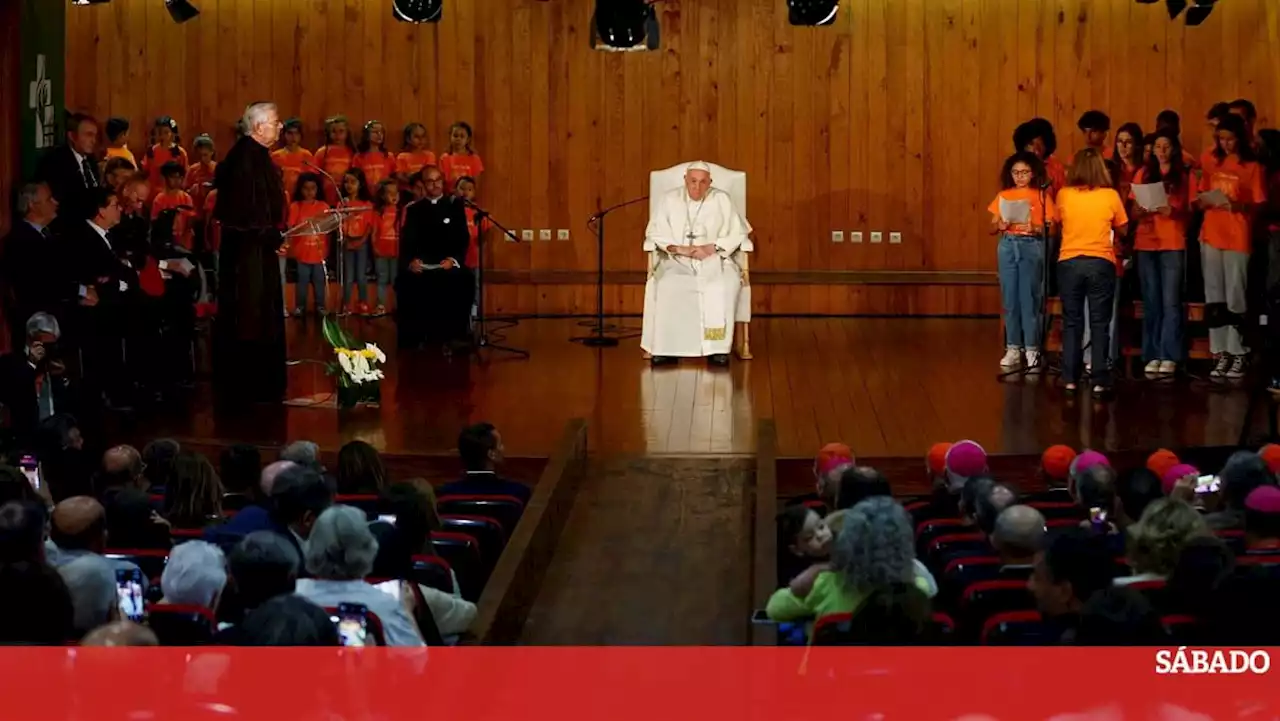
[641,187,749,357]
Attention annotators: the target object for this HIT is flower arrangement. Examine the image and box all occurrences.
[322,316,386,409]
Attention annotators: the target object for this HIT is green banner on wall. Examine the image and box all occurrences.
[19,0,65,180]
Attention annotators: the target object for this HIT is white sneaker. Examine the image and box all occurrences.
[1000,347,1022,368]
[1226,355,1246,379]
[1144,360,1161,374]
[1159,360,1177,375]
[1024,349,1042,373]
[1211,354,1230,378]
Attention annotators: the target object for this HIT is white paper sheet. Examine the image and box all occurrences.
[1132,182,1169,211]
[999,198,1032,224]
[1198,189,1231,209]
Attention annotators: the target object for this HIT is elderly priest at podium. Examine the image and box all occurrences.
[641,161,750,367]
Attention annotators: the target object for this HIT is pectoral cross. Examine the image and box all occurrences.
[686,231,698,243]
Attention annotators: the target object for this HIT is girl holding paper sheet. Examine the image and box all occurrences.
[1197,114,1266,379]
[1132,130,1193,375]
[989,152,1057,371]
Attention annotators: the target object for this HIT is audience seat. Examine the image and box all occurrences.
[147,604,217,645]
[410,554,456,594]
[940,557,1033,608]
[981,610,1047,645]
[1023,489,1073,505]
[431,531,484,601]
[926,533,991,572]
[437,495,524,538]
[916,519,967,556]
[335,494,381,520]
[221,493,253,512]
[1214,529,1246,554]
[440,515,505,570]
[323,607,388,646]
[168,528,204,544]
[810,610,958,645]
[1125,578,1169,611]
[1027,501,1084,521]
[960,580,1036,639]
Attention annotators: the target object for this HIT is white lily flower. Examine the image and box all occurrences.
[365,343,387,364]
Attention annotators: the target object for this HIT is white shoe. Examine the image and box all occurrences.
[1159,360,1177,375]
[1000,347,1022,368]
[1211,354,1230,378]
[1024,350,1042,373]
[1144,360,1161,374]
[1226,355,1246,379]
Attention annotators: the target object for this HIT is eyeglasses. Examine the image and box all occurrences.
[1012,169,1033,176]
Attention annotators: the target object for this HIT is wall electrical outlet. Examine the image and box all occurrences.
[831,230,844,243]
[870,231,883,244]
[889,231,902,244]
[851,231,864,244]
[557,229,570,241]
[521,229,534,241]
[539,229,552,241]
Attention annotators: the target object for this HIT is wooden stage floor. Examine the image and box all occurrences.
[124,317,1262,460]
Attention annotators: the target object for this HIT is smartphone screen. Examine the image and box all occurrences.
[18,455,39,491]
[376,514,397,526]
[334,603,370,647]
[115,568,145,622]
[1089,507,1108,528]
[1195,474,1221,494]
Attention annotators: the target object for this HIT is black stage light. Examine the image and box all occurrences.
[1165,0,1189,19]
[1184,0,1216,25]
[594,0,651,50]
[789,0,839,26]
[165,0,199,23]
[393,0,442,23]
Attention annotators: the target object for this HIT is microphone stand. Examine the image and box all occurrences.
[571,195,649,347]
[303,162,344,314]
[459,197,528,360]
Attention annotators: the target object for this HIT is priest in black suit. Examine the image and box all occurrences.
[396,166,474,350]
[33,113,101,226]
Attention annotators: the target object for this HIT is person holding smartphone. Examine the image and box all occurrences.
[0,313,74,447]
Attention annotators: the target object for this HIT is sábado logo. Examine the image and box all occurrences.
[1155,647,1270,674]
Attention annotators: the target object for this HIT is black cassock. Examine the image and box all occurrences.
[212,136,287,403]
[396,195,474,349]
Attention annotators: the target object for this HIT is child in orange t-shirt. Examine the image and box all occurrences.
[141,116,189,197]
[272,118,314,198]
[1131,130,1194,375]
[338,169,374,316]
[313,115,356,205]
[103,117,136,168]
[457,176,491,322]
[1197,115,1266,376]
[353,120,396,192]
[151,161,198,250]
[439,121,484,192]
[396,122,436,189]
[288,173,331,316]
[370,179,402,316]
[185,134,217,233]
[988,152,1057,371]
[203,188,220,257]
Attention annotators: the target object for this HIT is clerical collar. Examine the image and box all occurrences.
[427,195,444,204]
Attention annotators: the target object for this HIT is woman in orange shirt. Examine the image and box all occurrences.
[1056,148,1129,393]
[288,173,331,317]
[313,115,356,205]
[439,121,485,192]
[371,179,402,317]
[185,134,217,241]
[1197,113,1265,378]
[353,120,395,191]
[272,118,314,198]
[395,122,436,189]
[1132,130,1193,376]
[987,152,1056,371]
[338,168,374,316]
[141,116,189,194]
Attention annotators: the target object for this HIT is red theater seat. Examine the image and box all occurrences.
[981,610,1045,645]
[148,604,217,645]
[437,494,524,536]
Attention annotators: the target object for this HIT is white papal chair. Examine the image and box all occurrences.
[644,162,754,359]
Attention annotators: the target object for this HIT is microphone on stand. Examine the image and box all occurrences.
[588,195,649,224]
[459,197,519,242]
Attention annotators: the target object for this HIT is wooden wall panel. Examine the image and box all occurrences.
[0,0,19,241]
[63,0,1280,315]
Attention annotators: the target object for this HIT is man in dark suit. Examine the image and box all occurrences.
[0,313,75,448]
[1,182,93,351]
[69,188,134,410]
[438,422,531,504]
[34,113,101,226]
[396,166,473,351]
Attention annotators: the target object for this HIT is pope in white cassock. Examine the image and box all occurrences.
[641,161,750,366]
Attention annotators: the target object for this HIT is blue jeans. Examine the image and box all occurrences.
[296,262,327,312]
[374,257,398,307]
[1058,257,1117,386]
[1137,250,1184,362]
[342,244,369,306]
[997,233,1045,348]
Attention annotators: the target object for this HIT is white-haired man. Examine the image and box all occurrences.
[642,161,749,366]
[0,312,74,443]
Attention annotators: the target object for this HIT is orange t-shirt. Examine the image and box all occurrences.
[987,187,1057,238]
[184,161,217,219]
[396,150,437,182]
[353,150,395,191]
[1056,186,1128,265]
[1131,167,1193,252]
[372,206,400,259]
[1199,154,1266,253]
[203,190,221,253]
[151,189,198,250]
[141,144,190,191]
[341,200,374,246]
[287,199,331,264]
[272,147,315,197]
[440,152,485,191]
[313,145,354,203]
[105,146,137,167]
[1044,156,1068,200]
[1114,160,1141,201]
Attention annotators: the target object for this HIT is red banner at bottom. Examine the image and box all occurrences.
[1,647,1276,720]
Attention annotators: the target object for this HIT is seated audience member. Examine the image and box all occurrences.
[1116,467,1164,528]
[82,620,158,646]
[267,465,334,559]
[1258,444,1280,476]
[1161,463,1199,496]
[96,445,147,501]
[0,559,75,645]
[944,440,989,499]
[280,440,324,473]
[1039,445,1076,498]
[1243,485,1280,552]
[1075,463,1124,544]
[226,531,300,615]
[104,489,171,550]
[1146,448,1182,482]
[975,483,1018,537]
[0,313,75,446]
[47,496,143,576]
[775,505,833,588]
[925,442,951,495]
[1205,451,1273,531]
[991,505,1046,573]
[160,540,226,611]
[792,442,855,508]
[0,467,45,509]
[439,423,530,504]
[1067,450,1109,492]
[163,451,225,528]
[959,475,996,528]
[1166,535,1235,619]
[35,413,91,500]
[834,466,891,511]
[1028,530,1116,643]
[140,439,181,493]
[234,594,340,646]
[205,460,297,548]
[830,582,934,645]
[336,440,389,495]
[57,554,119,639]
[0,500,49,564]
[767,498,936,626]
[1073,587,1169,645]
[1117,498,1206,586]
[294,505,425,646]
[218,443,263,500]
